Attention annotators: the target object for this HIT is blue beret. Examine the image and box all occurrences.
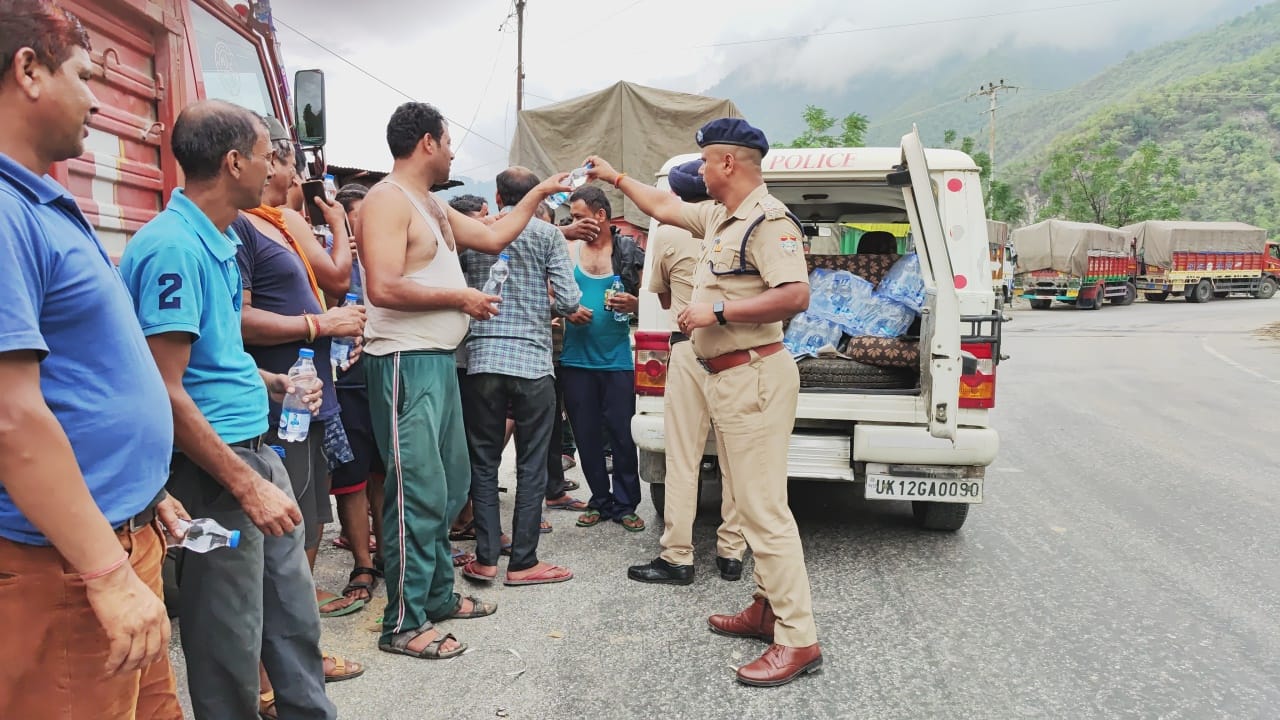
[695,118,769,156]
[668,159,708,202]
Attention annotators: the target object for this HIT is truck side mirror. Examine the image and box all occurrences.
[294,69,326,148]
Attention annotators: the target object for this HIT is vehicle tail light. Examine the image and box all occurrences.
[634,331,671,396]
[959,341,995,409]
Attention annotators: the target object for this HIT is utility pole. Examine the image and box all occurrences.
[515,0,526,112]
[967,79,1019,177]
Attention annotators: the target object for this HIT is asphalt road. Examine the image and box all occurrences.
[171,294,1280,719]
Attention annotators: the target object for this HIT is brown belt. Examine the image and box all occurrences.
[697,342,784,374]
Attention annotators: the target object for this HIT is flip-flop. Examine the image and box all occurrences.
[449,520,476,541]
[616,513,646,533]
[318,593,366,618]
[504,563,574,586]
[461,560,497,583]
[576,509,603,527]
[546,496,588,511]
[540,516,553,534]
[452,546,475,567]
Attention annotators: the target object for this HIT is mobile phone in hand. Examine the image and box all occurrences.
[301,179,327,226]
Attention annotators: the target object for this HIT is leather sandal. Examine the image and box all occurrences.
[440,594,497,620]
[378,624,465,660]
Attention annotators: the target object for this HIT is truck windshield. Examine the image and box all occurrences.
[190,2,273,116]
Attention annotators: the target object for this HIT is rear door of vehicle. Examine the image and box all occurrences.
[899,127,961,440]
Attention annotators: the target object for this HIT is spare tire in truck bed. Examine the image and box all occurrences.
[796,357,916,389]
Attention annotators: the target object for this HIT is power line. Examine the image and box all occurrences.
[695,0,1128,49]
[455,11,511,154]
[273,15,508,152]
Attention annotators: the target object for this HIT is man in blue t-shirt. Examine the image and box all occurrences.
[561,186,646,531]
[0,5,183,715]
[120,99,336,720]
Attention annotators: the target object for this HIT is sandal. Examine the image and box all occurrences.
[461,559,497,582]
[504,563,573,586]
[540,516,553,534]
[318,591,365,618]
[576,509,603,527]
[449,520,476,541]
[617,513,646,532]
[378,623,465,660]
[323,652,365,683]
[342,567,378,603]
[562,479,580,491]
[259,690,277,720]
[546,495,588,511]
[500,535,512,557]
[440,594,498,620]
[452,546,475,567]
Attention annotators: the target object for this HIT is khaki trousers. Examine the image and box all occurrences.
[705,349,817,647]
[659,340,746,565]
[0,523,182,720]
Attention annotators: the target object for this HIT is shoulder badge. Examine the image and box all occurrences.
[759,195,787,221]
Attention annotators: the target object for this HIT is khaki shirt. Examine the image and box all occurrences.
[646,212,707,320]
[676,183,809,359]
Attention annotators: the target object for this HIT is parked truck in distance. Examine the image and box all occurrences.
[987,220,1015,305]
[1013,219,1136,310]
[1123,221,1279,303]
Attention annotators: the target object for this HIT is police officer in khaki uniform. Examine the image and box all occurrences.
[587,118,822,687]
[628,159,746,586]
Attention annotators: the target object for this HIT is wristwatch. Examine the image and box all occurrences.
[713,301,727,325]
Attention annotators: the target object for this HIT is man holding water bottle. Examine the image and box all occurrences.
[357,102,571,660]
[121,100,336,719]
[585,118,822,688]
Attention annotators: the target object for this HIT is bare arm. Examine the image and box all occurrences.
[358,185,499,320]
[284,206,350,297]
[586,156,690,228]
[146,333,301,536]
[0,351,139,573]
[546,230,583,317]
[450,173,572,254]
[239,290,365,345]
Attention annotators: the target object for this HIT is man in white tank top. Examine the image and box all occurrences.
[355,102,570,660]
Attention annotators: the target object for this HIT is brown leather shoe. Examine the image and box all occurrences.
[707,596,776,642]
[736,643,823,687]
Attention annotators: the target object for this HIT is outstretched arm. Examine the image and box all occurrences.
[451,173,572,254]
[586,156,690,230]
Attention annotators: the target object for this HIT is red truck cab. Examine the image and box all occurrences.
[48,0,323,260]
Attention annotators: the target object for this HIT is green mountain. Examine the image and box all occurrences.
[1013,42,1280,233]
[996,1,1280,171]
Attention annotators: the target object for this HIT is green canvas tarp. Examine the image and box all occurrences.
[1120,220,1267,269]
[1012,219,1128,277]
[509,81,741,228]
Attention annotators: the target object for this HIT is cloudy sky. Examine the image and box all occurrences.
[263,0,1242,179]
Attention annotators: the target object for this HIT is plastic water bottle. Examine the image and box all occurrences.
[482,252,511,298]
[830,271,856,314]
[566,162,593,189]
[323,173,337,201]
[545,192,570,211]
[172,518,240,553]
[329,293,360,370]
[606,275,631,322]
[278,349,317,442]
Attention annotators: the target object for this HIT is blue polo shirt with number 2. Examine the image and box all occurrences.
[0,152,172,545]
[120,188,268,444]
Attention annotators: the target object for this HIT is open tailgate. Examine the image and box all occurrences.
[897,127,961,440]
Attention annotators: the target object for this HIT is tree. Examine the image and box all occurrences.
[1037,134,1195,226]
[781,105,869,148]
[941,129,1024,223]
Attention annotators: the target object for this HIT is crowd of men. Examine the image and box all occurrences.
[0,2,824,718]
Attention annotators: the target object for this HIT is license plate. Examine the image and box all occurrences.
[865,475,982,503]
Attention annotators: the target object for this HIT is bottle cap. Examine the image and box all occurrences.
[612,275,621,281]
[269,445,286,459]
[499,252,510,261]
[298,348,315,359]
[228,530,241,549]
[345,293,359,302]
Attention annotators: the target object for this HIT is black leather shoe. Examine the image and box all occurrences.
[716,556,743,581]
[628,557,694,585]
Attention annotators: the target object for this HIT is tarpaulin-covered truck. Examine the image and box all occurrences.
[1014,219,1135,310]
[1123,220,1280,303]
